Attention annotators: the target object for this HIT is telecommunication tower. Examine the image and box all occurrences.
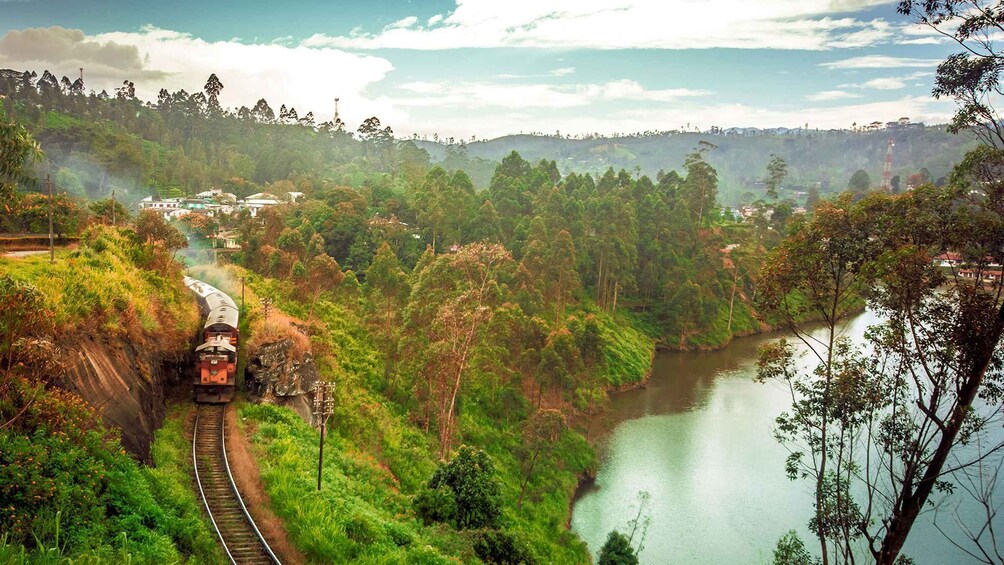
[881,138,894,191]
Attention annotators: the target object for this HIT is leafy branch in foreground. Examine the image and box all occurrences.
[758,184,1004,565]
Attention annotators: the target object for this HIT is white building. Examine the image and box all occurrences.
[241,192,281,217]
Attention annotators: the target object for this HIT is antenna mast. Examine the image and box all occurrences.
[334,97,340,122]
[881,137,894,191]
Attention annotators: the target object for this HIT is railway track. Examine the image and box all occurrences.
[193,405,280,565]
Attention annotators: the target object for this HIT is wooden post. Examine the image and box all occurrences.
[46,174,54,263]
[312,381,336,491]
[317,394,325,491]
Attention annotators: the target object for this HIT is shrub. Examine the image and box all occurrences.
[422,446,502,530]
[598,530,638,565]
[471,529,537,565]
[414,484,457,526]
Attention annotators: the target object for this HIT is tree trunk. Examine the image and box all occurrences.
[517,450,540,510]
[876,302,1004,563]
[727,268,738,335]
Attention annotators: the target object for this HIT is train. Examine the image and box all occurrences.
[184,276,239,403]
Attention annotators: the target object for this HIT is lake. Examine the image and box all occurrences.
[570,310,1002,563]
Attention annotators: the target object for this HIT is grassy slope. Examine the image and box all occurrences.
[0,228,219,563]
[219,268,653,563]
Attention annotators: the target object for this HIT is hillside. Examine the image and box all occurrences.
[418,127,976,203]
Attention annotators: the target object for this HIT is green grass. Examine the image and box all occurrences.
[0,226,198,339]
[590,307,655,387]
[227,269,607,564]
[0,227,216,563]
[0,389,220,563]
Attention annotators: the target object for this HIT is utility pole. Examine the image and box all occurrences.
[46,174,54,263]
[311,381,336,491]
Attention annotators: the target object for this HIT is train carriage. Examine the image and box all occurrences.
[184,277,240,403]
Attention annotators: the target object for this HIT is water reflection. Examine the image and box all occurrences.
[570,311,999,564]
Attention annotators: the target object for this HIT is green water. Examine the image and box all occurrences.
[571,311,1001,564]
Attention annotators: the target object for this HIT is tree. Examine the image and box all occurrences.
[681,142,718,230]
[471,529,537,565]
[756,194,879,564]
[758,185,1004,564]
[598,531,638,565]
[516,409,566,509]
[358,116,395,149]
[805,186,820,211]
[115,80,135,100]
[55,168,84,197]
[402,243,515,459]
[134,210,186,252]
[203,73,224,113]
[365,242,410,336]
[899,0,1004,149]
[304,254,344,320]
[773,531,815,565]
[764,154,788,200]
[251,98,275,123]
[88,198,130,225]
[0,107,43,212]
[848,169,871,191]
[0,276,51,372]
[416,445,503,529]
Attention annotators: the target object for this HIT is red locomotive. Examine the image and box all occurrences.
[184,276,239,403]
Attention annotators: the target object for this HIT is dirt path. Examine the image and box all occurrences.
[224,405,306,564]
[3,249,49,257]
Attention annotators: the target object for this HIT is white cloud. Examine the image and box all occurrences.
[386,16,418,30]
[821,55,941,69]
[392,79,710,109]
[550,67,576,77]
[860,77,906,89]
[0,26,398,124]
[806,90,861,101]
[896,36,943,45]
[301,0,897,51]
[839,71,932,90]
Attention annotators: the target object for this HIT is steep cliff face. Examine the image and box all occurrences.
[246,338,320,422]
[60,333,192,463]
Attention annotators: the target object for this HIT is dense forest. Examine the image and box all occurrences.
[1,57,992,565]
[0,66,801,563]
[0,67,796,349]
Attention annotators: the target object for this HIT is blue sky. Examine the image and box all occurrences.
[0,0,963,139]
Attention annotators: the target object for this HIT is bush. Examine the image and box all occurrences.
[773,530,816,565]
[414,484,457,526]
[422,446,503,530]
[0,385,216,562]
[471,529,537,565]
[598,530,638,565]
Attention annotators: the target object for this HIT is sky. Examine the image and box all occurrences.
[0,0,965,139]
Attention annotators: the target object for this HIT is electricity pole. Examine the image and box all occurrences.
[46,174,54,263]
[311,381,336,491]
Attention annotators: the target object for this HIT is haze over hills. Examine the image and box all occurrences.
[418,125,977,205]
